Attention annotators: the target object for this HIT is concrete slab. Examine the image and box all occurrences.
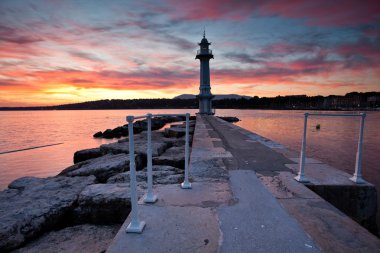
[140,182,233,208]
[285,163,373,186]
[218,170,322,253]
[257,171,322,199]
[106,205,220,253]
[280,198,380,253]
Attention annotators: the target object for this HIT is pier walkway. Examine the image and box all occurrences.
[107,115,380,253]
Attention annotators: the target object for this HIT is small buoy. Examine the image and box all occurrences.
[316,124,321,130]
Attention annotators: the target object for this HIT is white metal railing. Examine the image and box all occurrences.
[125,113,191,234]
[294,112,367,185]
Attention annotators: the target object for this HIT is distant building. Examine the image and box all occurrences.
[196,31,214,115]
[367,96,380,107]
[323,96,361,109]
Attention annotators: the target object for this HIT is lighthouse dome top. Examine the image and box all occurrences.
[201,37,209,44]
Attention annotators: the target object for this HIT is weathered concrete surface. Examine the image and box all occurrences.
[259,171,380,253]
[0,176,96,251]
[59,153,143,182]
[285,160,378,233]
[12,224,120,253]
[205,116,293,172]
[218,170,321,253]
[206,116,380,252]
[107,205,220,253]
[107,115,324,253]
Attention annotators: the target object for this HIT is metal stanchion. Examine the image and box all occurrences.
[143,113,158,203]
[350,113,367,184]
[181,113,192,189]
[295,113,310,183]
[125,116,146,233]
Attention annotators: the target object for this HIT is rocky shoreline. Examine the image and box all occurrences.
[0,117,195,252]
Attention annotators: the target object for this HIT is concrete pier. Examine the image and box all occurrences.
[107,115,380,253]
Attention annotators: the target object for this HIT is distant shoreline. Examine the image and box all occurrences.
[0,107,379,112]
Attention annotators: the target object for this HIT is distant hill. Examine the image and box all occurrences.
[174,94,252,100]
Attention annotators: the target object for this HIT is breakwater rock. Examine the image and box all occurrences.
[0,176,96,251]
[60,153,143,183]
[93,115,196,139]
[218,116,240,123]
[0,120,195,252]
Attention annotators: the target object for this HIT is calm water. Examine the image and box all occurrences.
[1,109,379,192]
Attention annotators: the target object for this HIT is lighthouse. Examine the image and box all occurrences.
[196,31,214,114]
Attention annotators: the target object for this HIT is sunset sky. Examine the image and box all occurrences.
[0,0,379,106]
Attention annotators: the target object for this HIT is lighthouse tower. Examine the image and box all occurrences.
[196,31,214,114]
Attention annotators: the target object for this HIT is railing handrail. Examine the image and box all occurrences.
[126,113,187,122]
[125,112,192,234]
[295,112,367,185]
[305,112,364,117]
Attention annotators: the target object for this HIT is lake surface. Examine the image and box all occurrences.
[1,109,379,194]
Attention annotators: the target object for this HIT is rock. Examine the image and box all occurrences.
[73,148,102,164]
[0,176,96,251]
[107,165,182,184]
[218,116,240,123]
[94,115,190,139]
[12,224,120,253]
[73,183,144,224]
[102,129,114,139]
[164,127,186,138]
[155,174,184,184]
[153,146,185,169]
[59,153,143,182]
[93,131,103,138]
[107,170,147,183]
[100,135,169,157]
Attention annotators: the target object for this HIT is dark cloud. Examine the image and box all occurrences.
[223,52,261,64]
[0,25,43,44]
[67,50,104,62]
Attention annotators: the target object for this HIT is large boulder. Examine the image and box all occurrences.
[164,127,186,138]
[153,146,185,169]
[12,224,120,253]
[0,176,96,251]
[107,165,183,185]
[59,153,143,182]
[100,132,170,157]
[73,148,102,164]
[73,183,144,224]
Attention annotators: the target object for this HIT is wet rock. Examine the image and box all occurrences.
[12,224,120,253]
[153,146,185,169]
[0,176,96,251]
[93,131,103,138]
[59,153,143,182]
[218,116,239,123]
[73,183,144,224]
[102,129,114,139]
[73,148,102,164]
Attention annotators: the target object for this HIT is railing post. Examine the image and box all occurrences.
[143,113,158,203]
[295,113,310,183]
[181,113,192,189]
[126,116,146,233]
[350,113,367,184]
